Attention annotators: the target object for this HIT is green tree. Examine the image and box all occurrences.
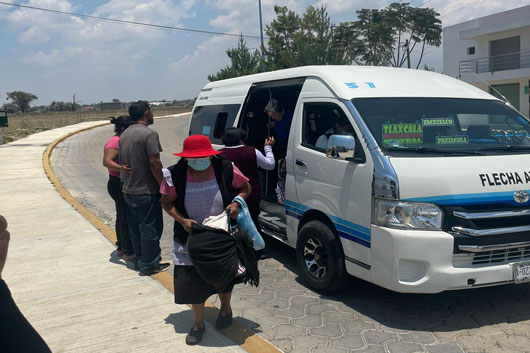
[384,2,442,68]
[347,9,394,66]
[295,6,350,65]
[6,91,38,113]
[263,6,302,70]
[208,35,261,82]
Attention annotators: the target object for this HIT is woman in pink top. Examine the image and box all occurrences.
[160,135,251,346]
[103,116,134,260]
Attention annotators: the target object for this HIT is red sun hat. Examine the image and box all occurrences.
[173,134,221,158]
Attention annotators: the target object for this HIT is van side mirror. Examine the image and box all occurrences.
[326,134,364,163]
[326,134,355,160]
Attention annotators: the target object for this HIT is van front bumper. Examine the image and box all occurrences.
[369,225,520,293]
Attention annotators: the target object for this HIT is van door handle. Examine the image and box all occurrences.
[296,159,306,167]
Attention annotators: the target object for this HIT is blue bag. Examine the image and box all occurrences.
[233,196,265,250]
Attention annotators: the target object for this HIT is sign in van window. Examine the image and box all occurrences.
[421,117,455,127]
[435,135,469,144]
[382,123,423,145]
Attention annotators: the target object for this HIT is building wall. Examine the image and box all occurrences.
[443,6,530,117]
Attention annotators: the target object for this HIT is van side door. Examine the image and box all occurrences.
[291,97,374,280]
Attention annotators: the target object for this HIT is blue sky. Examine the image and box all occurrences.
[0,0,528,105]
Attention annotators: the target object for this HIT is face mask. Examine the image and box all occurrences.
[188,157,211,171]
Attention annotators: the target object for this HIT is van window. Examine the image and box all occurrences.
[353,98,530,156]
[189,104,240,144]
[302,102,355,152]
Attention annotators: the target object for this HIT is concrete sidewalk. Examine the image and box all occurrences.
[0,120,246,353]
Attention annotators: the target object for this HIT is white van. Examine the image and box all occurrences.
[188,66,530,293]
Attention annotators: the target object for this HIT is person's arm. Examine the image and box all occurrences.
[160,194,197,233]
[255,137,275,170]
[0,215,10,279]
[148,153,163,185]
[103,148,131,175]
[226,181,251,219]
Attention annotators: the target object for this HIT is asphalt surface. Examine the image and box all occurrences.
[51,115,530,353]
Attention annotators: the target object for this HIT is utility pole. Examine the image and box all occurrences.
[258,0,265,66]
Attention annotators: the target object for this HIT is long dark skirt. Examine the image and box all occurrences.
[173,265,234,305]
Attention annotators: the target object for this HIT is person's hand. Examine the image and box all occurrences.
[121,164,132,176]
[226,202,239,219]
[264,137,275,146]
[181,218,198,233]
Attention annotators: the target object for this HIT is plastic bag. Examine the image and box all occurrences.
[233,196,265,250]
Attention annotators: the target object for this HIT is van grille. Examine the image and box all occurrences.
[442,204,530,268]
[453,245,530,267]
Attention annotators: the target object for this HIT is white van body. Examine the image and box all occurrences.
[189,66,530,293]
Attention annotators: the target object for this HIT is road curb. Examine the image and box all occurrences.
[42,116,281,353]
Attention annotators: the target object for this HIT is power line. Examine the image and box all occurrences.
[439,0,482,18]
[0,1,263,40]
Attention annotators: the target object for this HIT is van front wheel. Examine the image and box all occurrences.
[296,221,345,293]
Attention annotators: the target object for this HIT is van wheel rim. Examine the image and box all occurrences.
[303,237,328,279]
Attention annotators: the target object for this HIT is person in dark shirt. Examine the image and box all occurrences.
[220,128,275,256]
[264,98,292,157]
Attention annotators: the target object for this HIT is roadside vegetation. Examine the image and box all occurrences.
[209,2,442,81]
[2,106,190,143]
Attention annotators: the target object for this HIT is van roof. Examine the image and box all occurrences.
[203,65,496,101]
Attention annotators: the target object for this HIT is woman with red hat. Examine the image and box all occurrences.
[160,134,251,345]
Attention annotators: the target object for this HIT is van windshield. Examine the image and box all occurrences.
[352,98,530,155]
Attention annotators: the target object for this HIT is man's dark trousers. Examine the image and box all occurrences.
[123,193,163,272]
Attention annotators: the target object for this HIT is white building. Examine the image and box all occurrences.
[443,5,530,118]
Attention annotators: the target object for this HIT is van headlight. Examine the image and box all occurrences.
[374,199,443,230]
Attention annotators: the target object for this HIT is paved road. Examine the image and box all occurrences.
[51,116,530,353]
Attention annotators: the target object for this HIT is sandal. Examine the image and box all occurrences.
[216,310,233,329]
[185,325,205,345]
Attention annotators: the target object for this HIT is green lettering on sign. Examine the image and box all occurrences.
[436,135,469,145]
[382,123,423,145]
[421,117,454,126]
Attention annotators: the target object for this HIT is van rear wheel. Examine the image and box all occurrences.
[296,220,345,293]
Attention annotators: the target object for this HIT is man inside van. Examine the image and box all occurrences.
[264,98,292,157]
[119,100,169,276]
[315,116,353,150]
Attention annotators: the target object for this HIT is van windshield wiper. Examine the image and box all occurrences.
[480,145,530,152]
[385,147,482,155]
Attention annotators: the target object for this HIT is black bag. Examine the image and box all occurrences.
[187,223,259,292]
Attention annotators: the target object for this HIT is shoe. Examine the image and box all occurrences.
[216,310,233,329]
[139,262,170,276]
[122,254,135,262]
[116,250,124,257]
[185,325,205,345]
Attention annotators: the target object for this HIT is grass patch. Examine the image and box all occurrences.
[1,106,190,143]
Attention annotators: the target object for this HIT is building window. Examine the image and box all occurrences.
[490,83,520,110]
[467,47,475,55]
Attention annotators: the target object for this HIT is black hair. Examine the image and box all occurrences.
[222,128,245,146]
[110,115,134,134]
[264,98,284,114]
[128,100,150,121]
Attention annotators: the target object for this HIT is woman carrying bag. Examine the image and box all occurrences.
[160,135,251,345]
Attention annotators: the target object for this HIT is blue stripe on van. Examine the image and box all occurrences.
[404,190,530,206]
[284,200,371,248]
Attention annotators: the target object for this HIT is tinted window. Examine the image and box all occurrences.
[302,102,355,152]
[189,104,240,144]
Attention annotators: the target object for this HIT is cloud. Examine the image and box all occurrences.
[19,26,50,44]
